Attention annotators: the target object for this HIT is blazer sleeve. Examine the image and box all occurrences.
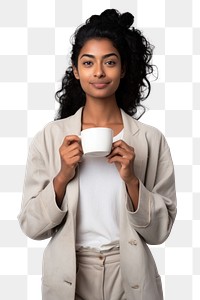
[126,133,177,245]
[18,135,67,240]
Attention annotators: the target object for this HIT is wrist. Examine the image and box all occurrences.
[55,171,68,185]
[56,169,74,186]
[125,175,139,186]
[125,176,139,211]
[53,173,68,208]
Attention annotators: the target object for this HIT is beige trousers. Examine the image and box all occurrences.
[75,248,126,300]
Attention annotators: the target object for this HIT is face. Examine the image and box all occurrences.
[73,38,125,102]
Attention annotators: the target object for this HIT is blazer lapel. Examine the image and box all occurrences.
[64,107,83,136]
[121,110,148,184]
[62,108,83,215]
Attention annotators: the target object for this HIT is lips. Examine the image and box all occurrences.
[90,82,110,89]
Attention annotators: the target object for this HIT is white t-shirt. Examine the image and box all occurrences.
[76,130,124,250]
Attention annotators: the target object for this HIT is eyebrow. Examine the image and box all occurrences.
[80,53,119,59]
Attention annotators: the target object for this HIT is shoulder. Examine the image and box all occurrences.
[135,119,171,157]
[137,119,169,151]
[136,119,164,139]
[31,108,83,150]
[122,111,169,154]
[123,111,165,140]
[33,118,68,144]
[44,108,82,134]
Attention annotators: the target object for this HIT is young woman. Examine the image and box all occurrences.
[18,9,177,300]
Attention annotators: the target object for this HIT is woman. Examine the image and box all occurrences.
[18,9,177,300]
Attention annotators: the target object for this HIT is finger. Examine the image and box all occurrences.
[68,155,83,165]
[108,147,134,160]
[63,135,81,146]
[112,139,128,149]
[62,148,83,160]
[109,147,130,157]
[60,141,82,156]
[64,141,82,152]
[108,155,129,165]
[112,140,135,153]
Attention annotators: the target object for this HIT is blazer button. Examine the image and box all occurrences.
[128,239,137,246]
[132,284,139,289]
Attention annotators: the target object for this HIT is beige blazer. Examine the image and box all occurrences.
[18,108,177,300]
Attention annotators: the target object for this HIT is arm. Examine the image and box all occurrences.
[18,140,67,240]
[53,135,83,208]
[18,134,83,240]
[107,140,139,210]
[126,137,177,245]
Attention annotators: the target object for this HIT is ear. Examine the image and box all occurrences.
[120,72,125,78]
[120,65,126,78]
[73,65,80,80]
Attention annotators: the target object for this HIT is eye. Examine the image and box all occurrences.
[83,61,93,67]
[105,60,116,66]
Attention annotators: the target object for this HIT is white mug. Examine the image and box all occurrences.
[79,127,113,157]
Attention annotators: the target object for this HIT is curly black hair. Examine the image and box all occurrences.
[55,9,155,120]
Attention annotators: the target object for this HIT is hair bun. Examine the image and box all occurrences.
[87,14,100,24]
[119,12,134,29]
[100,9,119,23]
[88,9,134,31]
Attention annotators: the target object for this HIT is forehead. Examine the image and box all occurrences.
[79,38,120,57]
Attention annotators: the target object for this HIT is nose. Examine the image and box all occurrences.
[94,63,105,78]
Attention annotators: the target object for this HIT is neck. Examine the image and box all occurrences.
[82,99,122,127]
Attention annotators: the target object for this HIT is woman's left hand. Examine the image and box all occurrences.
[107,140,137,184]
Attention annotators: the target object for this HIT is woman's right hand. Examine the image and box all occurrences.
[58,135,83,184]
[53,135,83,207]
